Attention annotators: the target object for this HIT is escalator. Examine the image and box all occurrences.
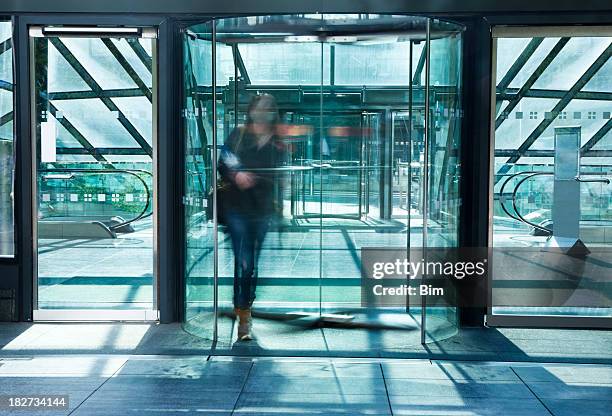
[498,170,610,241]
[38,168,153,239]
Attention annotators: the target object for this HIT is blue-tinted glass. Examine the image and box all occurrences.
[238,43,330,85]
[0,21,13,258]
[52,99,141,148]
[111,97,153,145]
[533,37,612,90]
[111,38,153,88]
[34,32,155,311]
[583,52,612,93]
[48,42,91,92]
[496,38,531,82]
[334,42,411,85]
[62,38,137,89]
[507,38,560,89]
[493,33,612,318]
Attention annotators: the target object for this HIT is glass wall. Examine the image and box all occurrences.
[183,15,464,348]
[0,21,14,258]
[423,20,463,341]
[490,28,612,319]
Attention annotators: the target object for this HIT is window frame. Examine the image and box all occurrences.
[487,25,612,328]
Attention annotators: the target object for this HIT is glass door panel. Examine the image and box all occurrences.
[422,20,463,342]
[32,28,157,318]
[215,18,325,346]
[183,23,216,338]
[320,37,422,351]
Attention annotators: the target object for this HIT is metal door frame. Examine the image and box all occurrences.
[15,14,169,322]
[486,25,612,329]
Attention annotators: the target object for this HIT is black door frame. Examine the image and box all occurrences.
[12,14,181,322]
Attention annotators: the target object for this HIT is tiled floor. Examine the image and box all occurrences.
[0,356,610,415]
[1,323,611,415]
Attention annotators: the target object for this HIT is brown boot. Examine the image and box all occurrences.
[235,308,252,341]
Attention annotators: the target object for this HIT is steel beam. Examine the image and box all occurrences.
[495,149,612,157]
[495,37,569,129]
[49,88,145,100]
[101,38,152,102]
[581,117,612,154]
[127,38,152,72]
[413,44,426,85]
[495,43,612,183]
[232,44,251,84]
[0,111,12,127]
[56,147,148,155]
[498,88,612,101]
[49,37,153,156]
[0,38,11,55]
[47,102,110,164]
[496,37,543,92]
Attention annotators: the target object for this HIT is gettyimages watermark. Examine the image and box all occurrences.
[361,247,612,308]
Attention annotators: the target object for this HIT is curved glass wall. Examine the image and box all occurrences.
[183,14,464,350]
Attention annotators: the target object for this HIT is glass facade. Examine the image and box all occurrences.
[0,10,605,336]
[491,29,612,318]
[183,15,464,347]
[0,20,14,258]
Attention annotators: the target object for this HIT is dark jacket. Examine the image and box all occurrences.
[218,127,283,217]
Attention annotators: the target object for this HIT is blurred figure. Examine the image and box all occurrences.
[218,94,283,341]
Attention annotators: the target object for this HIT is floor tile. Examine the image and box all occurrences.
[99,374,245,392]
[382,361,520,381]
[0,356,127,376]
[243,375,387,395]
[233,393,391,415]
[525,381,612,400]
[541,399,612,416]
[385,378,534,398]
[0,376,107,394]
[389,396,550,416]
[71,394,235,416]
[512,364,612,383]
[118,357,251,378]
[249,361,383,378]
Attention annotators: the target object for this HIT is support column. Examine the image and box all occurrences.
[552,126,581,239]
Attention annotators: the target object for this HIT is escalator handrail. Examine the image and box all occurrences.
[498,171,541,224]
[39,168,152,231]
[511,172,553,235]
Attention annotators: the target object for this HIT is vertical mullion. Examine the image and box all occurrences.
[211,21,218,343]
[406,40,413,314]
[421,18,431,345]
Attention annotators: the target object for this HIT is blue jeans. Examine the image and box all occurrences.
[225,210,270,309]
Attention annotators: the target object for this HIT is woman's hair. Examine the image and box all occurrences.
[246,93,279,126]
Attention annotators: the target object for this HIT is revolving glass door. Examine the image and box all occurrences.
[182,14,464,348]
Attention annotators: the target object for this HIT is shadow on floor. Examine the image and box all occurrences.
[1,321,611,364]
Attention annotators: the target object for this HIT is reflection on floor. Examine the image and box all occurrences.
[37,218,154,309]
[2,323,611,363]
[492,224,612,318]
[184,307,460,353]
[0,352,610,415]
